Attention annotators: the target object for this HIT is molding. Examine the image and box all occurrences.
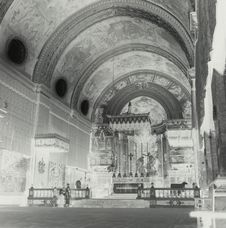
[0,59,36,94]
[49,111,91,135]
[0,0,14,23]
[33,0,194,85]
[37,86,92,131]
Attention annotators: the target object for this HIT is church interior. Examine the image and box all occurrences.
[0,0,226,227]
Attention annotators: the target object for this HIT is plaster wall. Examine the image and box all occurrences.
[0,60,91,203]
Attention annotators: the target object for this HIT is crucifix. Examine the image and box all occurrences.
[128,153,133,176]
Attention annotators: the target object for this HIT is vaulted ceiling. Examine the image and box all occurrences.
[0,0,195,123]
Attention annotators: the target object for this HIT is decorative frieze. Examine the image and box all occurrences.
[35,134,69,153]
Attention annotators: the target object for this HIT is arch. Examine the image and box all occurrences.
[70,44,190,109]
[92,83,183,121]
[33,0,193,86]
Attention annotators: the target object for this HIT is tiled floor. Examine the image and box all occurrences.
[0,207,196,228]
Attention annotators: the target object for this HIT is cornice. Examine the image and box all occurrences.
[0,59,37,103]
[36,84,91,131]
[33,0,194,86]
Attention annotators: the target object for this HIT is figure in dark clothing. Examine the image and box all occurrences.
[65,183,71,207]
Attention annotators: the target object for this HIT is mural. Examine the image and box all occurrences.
[50,16,189,105]
[54,16,187,81]
[0,150,30,192]
[48,161,65,188]
[0,0,96,74]
[120,96,167,125]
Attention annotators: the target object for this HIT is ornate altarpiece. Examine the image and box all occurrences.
[89,113,170,197]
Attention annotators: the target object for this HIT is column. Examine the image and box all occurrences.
[189,68,201,186]
[161,133,166,178]
[118,132,124,176]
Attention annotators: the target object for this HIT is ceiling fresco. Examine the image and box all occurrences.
[53,16,188,79]
[120,96,167,125]
[0,0,193,77]
[0,0,194,123]
[79,51,190,107]
[0,0,96,74]
[94,71,191,117]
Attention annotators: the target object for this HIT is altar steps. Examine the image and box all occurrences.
[105,194,137,199]
[71,199,149,208]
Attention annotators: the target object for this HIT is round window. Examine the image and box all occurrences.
[55,78,67,98]
[80,100,89,116]
[7,38,26,64]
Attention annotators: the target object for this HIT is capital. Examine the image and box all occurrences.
[188,67,196,79]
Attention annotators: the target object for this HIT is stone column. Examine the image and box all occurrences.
[124,135,129,176]
[161,133,166,178]
[189,68,201,186]
[118,132,124,176]
[213,69,226,176]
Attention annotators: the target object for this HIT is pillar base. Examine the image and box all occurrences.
[213,175,226,211]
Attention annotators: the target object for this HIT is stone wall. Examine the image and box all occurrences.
[211,69,226,175]
[196,0,216,127]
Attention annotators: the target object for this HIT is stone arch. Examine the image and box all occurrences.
[92,83,183,121]
[33,0,194,86]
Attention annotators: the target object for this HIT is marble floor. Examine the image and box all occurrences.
[0,207,196,228]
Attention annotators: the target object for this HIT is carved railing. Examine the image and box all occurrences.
[137,187,200,207]
[27,187,90,207]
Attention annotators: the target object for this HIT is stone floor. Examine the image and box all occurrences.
[0,207,197,228]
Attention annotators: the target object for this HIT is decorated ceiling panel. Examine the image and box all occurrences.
[0,0,97,75]
[0,0,194,123]
[93,71,191,119]
[53,16,188,81]
[78,51,190,107]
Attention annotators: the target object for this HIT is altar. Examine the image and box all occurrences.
[88,111,171,197]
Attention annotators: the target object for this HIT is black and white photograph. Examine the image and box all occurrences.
[0,0,225,227]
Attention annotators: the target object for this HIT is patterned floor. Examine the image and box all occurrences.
[0,207,197,228]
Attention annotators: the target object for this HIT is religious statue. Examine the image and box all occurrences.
[153,157,160,175]
[107,150,117,172]
[146,153,156,175]
[38,158,45,174]
[136,156,145,174]
[127,101,132,114]
[95,107,104,123]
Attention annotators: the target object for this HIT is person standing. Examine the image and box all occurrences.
[52,187,58,207]
[65,183,71,207]
[58,188,65,208]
